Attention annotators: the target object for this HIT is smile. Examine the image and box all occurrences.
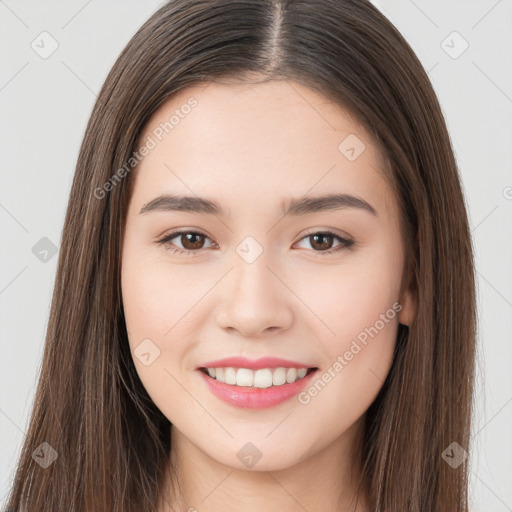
[197,366,318,409]
[199,366,314,388]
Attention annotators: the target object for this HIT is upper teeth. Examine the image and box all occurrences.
[206,367,309,388]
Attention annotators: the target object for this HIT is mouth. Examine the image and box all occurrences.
[197,365,319,409]
[198,366,318,388]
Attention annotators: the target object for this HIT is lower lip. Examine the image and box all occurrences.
[198,369,317,409]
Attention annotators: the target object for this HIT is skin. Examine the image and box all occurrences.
[121,76,416,512]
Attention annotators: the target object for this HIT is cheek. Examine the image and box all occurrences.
[297,244,402,397]
[293,280,400,443]
[120,247,205,417]
[121,244,201,343]
[120,245,220,387]
[122,263,170,340]
[301,244,403,343]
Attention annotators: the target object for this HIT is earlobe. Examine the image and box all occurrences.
[398,285,417,327]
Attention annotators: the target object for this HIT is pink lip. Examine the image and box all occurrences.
[197,356,313,370]
[197,368,318,409]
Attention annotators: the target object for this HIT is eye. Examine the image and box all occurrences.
[294,230,354,255]
[156,229,354,256]
[156,230,217,256]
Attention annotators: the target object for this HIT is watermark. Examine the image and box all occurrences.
[440,31,469,60]
[441,441,468,468]
[236,235,264,264]
[237,441,263,468]
[298,301,402,405]
[338,133,366,161]
[31,236,58,263]
[133,338,161,366]
[31,31,59,59]
[93,96,198,200]
[32,441,59,468]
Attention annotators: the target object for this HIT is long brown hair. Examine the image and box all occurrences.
[5,1,476,510]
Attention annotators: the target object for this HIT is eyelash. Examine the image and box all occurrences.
[156,229,355,256]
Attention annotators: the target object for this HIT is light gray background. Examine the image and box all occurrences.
[1,1,511,510]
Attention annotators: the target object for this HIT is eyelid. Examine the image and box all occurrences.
[298,227,353,243]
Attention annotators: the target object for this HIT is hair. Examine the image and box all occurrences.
[5,1,477,511]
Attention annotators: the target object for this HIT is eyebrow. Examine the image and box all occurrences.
[139,193,377,217]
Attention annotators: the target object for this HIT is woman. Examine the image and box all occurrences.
[5,1,476,511]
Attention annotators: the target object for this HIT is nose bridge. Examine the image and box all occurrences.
[215,236,294,336]
[232,240,281,309]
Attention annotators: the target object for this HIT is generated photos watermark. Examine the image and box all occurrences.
[298,301,403,405]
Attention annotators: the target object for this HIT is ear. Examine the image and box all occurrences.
[398,281,417,327]
[398,246,417,327]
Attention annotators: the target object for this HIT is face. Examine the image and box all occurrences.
[121,78,415,472]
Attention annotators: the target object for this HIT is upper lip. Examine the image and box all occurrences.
[197,356,316,371]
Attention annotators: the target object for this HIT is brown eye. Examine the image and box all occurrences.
[179,232,207,250]
[309,233,335,251]
[157,230,216,255]
[295,230,354,254]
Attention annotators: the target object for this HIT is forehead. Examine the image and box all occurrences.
[131,79,394,219]
[141,78,373,152]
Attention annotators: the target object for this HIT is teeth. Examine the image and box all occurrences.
[237,368,255,387]
[254,368,272,388]
[272,367,287,386]
[224,367,237,385]
[204,366,310,387]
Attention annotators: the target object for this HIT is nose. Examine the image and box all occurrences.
[214,252,294,338]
